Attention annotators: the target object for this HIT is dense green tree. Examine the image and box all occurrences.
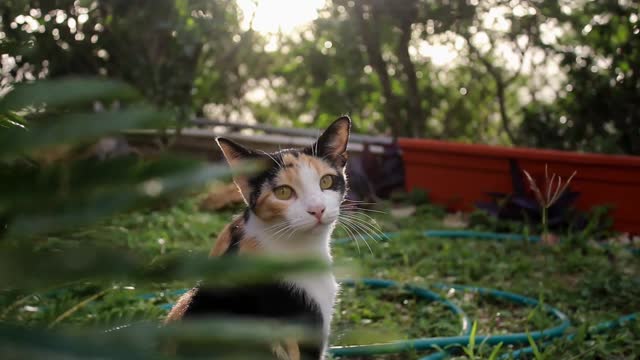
[521,0,640,155]
[2,1,638,154]
[256,0,546,142]
[1,0,266,119]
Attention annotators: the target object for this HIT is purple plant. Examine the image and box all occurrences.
[522,164,577,237]
[476,160,584,233]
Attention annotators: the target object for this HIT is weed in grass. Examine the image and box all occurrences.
[461,320,479,359]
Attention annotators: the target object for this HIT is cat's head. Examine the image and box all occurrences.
[216,116,350,235]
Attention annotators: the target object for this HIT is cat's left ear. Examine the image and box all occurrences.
[313,116,351,166]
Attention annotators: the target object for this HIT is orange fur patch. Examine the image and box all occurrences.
[209,222,233,257]
[164,288,197,323]
[238,237,260,254]
[199,182,244,211]
[271,339,300,360]
[281,153,298,167]
[255,189,288,220]
[285,339,301,360]
[304,154,337,177]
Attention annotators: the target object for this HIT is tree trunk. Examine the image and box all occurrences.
[396,18,424,138]
[353,0,403,138]
[495,78,516,144]
[464,36,517,144]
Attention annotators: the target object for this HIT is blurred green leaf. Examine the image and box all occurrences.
[1,158,236,236]
[0,317,319,359]
[0,108,169,156]
[0,112,27,129]
[0,78,140,112]
[0,246,327,290]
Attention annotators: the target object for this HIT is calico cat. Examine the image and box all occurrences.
[165,116,351,360]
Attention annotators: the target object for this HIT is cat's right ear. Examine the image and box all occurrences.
[216,137,261,203]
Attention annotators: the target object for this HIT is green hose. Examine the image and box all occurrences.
[338,279,472,337]
[497,312,639,360]
[333,230,539,245]
[328,280,570,358]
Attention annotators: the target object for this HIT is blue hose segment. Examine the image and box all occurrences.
[584,313,637,335]
[498,313,639,360]
[329,282,570,358]
[340,279,471,336]
[423,230,541,243]
[138,289,187,301]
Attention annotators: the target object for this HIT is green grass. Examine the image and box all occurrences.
[1,195,638,359]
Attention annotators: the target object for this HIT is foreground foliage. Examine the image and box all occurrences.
[0,78,324,358]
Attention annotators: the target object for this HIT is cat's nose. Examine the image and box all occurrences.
[307,206,325,221]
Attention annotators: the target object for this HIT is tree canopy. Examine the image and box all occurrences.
[2,0,638,154]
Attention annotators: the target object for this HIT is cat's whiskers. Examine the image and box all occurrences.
[339,212,388,243]
[337,222,361,254]
[340,218,374,254]
[264,221,292,238]
[340,205,388,215]
[271,218,309,242]
[349,216,388,244]
[264,219,289,231]
[340,214,381,238]
[313,129,321,157]
[345,220,383,250]
[340,211,388,240]
[339,215,379,248]
[342,199,378,205]
[283,225,300,243]
[268,219,303,240]
[270,223,296,240]
[261,150,283,170]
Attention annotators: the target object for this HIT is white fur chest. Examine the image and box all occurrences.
[286,273,338,336]
[245,215,339,336]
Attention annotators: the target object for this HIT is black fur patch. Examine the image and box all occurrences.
[325,174,346,194]
[182,283,324,359]
[224,218,246,255]
[246,149,305,211]
[246,157,280,209]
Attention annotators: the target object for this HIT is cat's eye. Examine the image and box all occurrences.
[320,175,334,190]
[273,185,294,200]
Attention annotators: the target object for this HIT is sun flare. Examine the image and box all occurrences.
[236,0,326,34]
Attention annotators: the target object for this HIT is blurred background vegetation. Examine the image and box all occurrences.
[1,1,639,359]
[2,0,639,154]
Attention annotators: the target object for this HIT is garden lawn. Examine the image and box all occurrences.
[1,194,638,359]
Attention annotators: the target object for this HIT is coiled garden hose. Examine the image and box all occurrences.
[496,312,639,360]
[329,280,570,359]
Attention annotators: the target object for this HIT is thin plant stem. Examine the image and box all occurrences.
[542,206,549,237]
[48,287,111,329]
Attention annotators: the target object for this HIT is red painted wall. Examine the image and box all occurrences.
[399,138,640,234]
